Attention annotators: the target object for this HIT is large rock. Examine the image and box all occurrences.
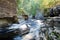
[0,0,18,25]
[0,0,17,18]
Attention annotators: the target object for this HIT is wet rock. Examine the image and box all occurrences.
[22,15,28,20]
[0,0,17,18]
[46,17,60,27]
[18,24,30,36]
[22,33,35,40]
[0,19,9,28]
[0,0,18,24]
[9,24,30,36]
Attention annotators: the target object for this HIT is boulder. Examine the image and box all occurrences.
[0,0,18,26]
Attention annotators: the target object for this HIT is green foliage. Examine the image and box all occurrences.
[16,0,60,16]
[17,0,41,16]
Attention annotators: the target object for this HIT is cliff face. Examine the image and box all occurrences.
[0,0,17,18]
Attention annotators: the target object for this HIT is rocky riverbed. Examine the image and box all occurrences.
[8,18,60,40]
[0,16,60,40]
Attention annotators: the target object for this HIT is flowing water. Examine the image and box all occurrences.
[9,18,60,40]
[7,11,60,40]
[9,19,45,40]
